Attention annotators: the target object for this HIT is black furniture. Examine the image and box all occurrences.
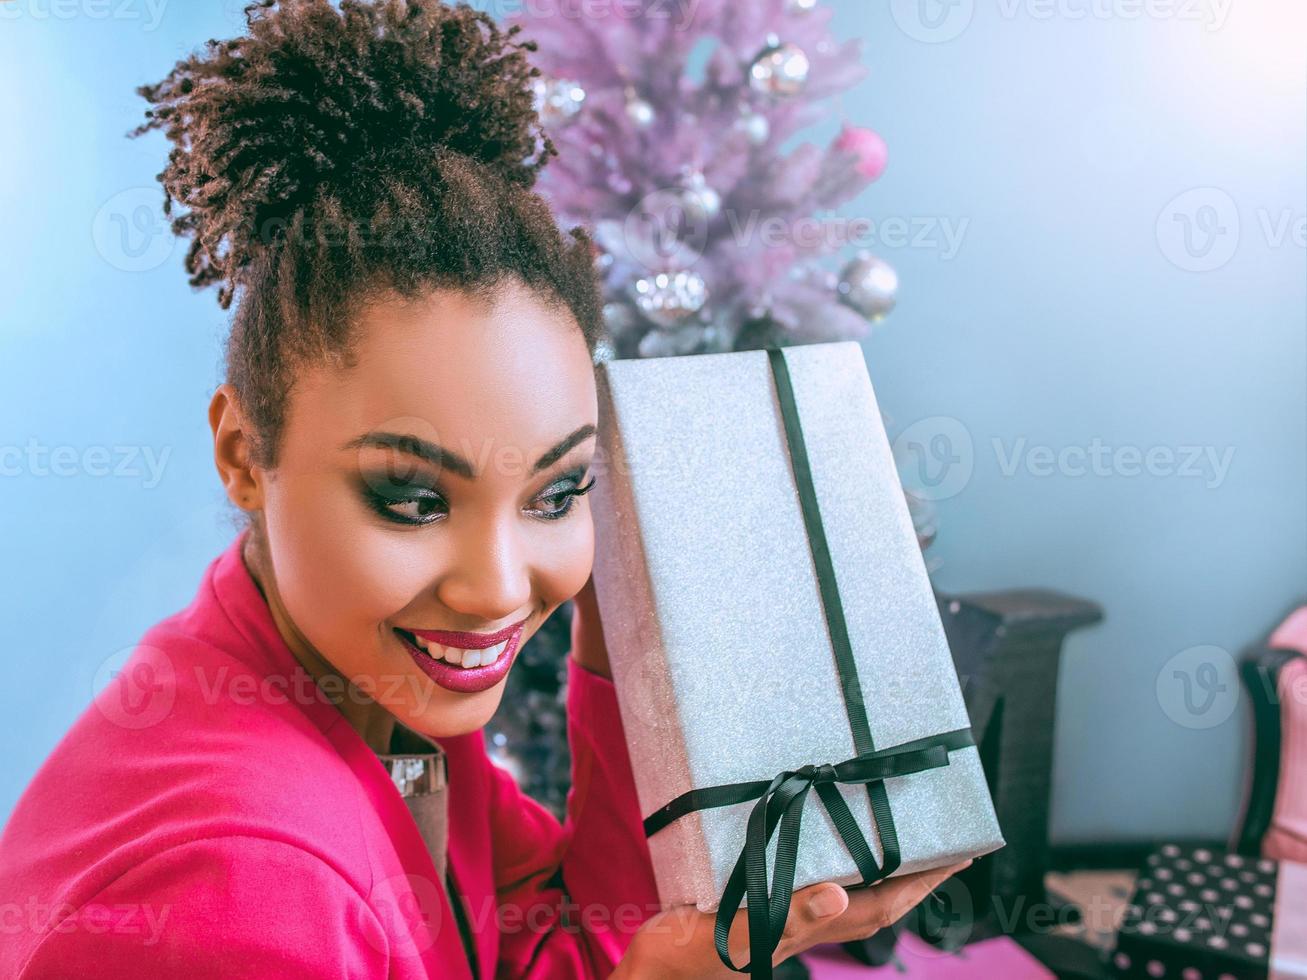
[938,588,1104,928]
[1231,600,1307,857]
[839,587,1103,966]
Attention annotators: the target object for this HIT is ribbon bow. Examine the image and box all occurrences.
[644,727,974,978]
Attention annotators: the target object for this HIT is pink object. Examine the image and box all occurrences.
[1263,655,1307,865]
[834,125,889,181]
[802,933,1054,978]
[1270,606,1307,654]
[1271,859,1307,980]
[0,530,659,978]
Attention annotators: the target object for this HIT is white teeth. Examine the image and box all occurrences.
[403,632,511,669]
[446,639,508,668]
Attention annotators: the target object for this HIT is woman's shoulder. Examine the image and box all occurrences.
[2,628,372,863]
[0,552,378,933]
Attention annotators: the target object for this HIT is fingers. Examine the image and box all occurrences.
[875,861,971,910]
[831,861,973,943]
[568,575,612,678]
[786,882,850,937]
[719,880,848,969]
[723,861,973,971]
[803,882,850,922]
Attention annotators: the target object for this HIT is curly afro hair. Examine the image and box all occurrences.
[130,0,603,468]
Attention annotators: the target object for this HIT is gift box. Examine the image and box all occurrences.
[589,342,1004,974]
[1112,843,1307,980]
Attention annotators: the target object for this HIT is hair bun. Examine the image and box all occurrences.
[130,0,550,307]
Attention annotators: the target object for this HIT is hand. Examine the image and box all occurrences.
[613,861,971,980]
[569,575,611,679]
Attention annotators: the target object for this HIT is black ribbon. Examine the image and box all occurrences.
[641,346,975,979]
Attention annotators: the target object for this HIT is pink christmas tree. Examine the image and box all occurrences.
[510,0,898,359]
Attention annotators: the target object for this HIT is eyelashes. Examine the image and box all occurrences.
[363,484,444,524]
[538,475,595,520]
[360,470,595,527]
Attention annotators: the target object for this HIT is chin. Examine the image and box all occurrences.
[398,686,507,740]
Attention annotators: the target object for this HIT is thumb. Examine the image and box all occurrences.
[766,883,849,965]
[802,883,849,922]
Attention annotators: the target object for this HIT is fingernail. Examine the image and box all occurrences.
[807,886,845,919]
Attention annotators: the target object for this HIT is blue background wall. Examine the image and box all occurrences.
[1,0,1303,845]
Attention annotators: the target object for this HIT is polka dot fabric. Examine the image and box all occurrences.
[1112,844,1283,980]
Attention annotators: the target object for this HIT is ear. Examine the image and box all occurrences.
[209,383,263,511]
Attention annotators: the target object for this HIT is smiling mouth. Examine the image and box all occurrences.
[392,627,512,670]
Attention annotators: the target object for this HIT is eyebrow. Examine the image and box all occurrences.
[342,424,596,480]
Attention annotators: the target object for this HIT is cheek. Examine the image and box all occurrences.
[259,471,428,649]
[534,510,595,609]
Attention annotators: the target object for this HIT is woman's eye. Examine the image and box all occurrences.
[531,476,596,521]
[363,475,595,526]
[362,480,447,525]
[535,491,578,519]
[385,496,447,523]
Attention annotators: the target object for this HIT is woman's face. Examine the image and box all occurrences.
[242,281,597,740]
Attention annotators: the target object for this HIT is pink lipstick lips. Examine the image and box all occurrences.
[393,617,528,695]
[407,620,526,649]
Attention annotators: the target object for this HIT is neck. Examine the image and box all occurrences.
[240,529,397,755]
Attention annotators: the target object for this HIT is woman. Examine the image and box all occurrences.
[0,2,964,976]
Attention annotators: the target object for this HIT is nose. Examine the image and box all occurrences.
[433,512,534,628]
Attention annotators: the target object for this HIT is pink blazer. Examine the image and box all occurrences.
[0,531,660,978]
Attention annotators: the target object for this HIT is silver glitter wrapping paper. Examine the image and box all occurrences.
[589,341,1004,913]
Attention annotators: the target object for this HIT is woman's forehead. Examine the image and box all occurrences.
[281,284,597,469]
[353,284,586,381]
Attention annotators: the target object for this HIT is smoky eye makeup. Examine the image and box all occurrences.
[358,470,447,525]
[356,463,596,527]
[530,465,596,521]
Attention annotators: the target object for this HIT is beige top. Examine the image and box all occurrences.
[377,725,482,975]
[377,723,450,882]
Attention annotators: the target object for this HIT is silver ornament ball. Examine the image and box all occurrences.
[532,76,586,127]
[631,271,709,328]
[677,170,722,223]
[625,91,656,129]
[748,41,811,98]
[837,253,899,321]
[737,110,771,146]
